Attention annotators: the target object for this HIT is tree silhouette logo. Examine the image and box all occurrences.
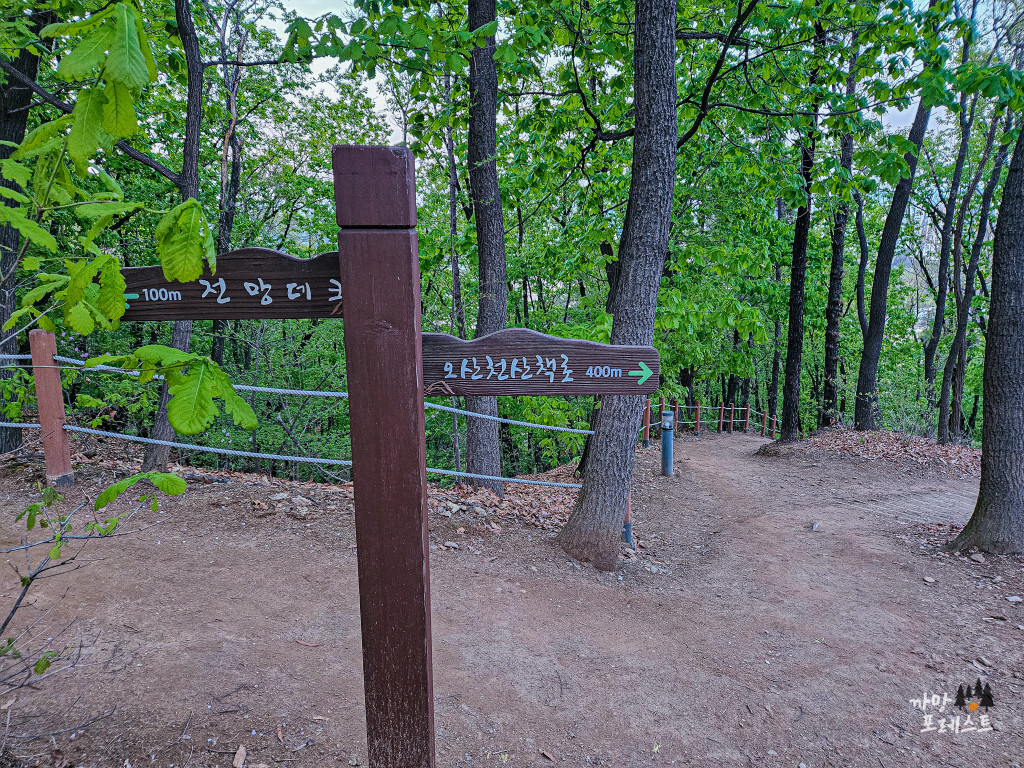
[954,679,995,712]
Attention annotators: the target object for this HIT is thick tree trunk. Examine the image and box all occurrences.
[854,99,931,430]
[558,0,676,569]
[949,128,1024,553]
[938,137,1008,443]
[0,17,48,455]
[142,0,203,471]
[465,0,508,496]
[821,48,856,428]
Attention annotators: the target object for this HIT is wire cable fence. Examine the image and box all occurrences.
[0,352,586,488]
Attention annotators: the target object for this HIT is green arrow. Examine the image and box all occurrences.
[628,361,653,386]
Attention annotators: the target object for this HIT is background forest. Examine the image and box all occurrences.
[1,0,1022,486]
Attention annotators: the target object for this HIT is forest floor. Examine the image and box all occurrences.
[1,428,1023,768]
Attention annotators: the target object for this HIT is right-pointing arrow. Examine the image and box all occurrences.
[628,361,653,386]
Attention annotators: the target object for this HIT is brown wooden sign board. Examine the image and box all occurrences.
[121,248,342,321]
[111,146,661,768]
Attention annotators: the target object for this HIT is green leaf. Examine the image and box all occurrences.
[13,117,72,159]
[40,7,115,38]
[149,473,186,496]
[48,545,61,560]
[21,257,40,271]
[166,363,219,434]
[34,652,56,675]
[105,4,149,92]
[0,158,31,188]
[155,199,212,282]
[213,368,257,430]
[76,201,141,219]
[97,257,126,322]
[131,5,159,82]
[68,85,109,169]
[0,207,57,251]
[66,302,95,334]
[101,79,138,139]
[94,471,185,511]
[0,186,29,204]
[56,23,115,81]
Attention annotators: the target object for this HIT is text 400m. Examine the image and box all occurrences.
[141,287,182,302]
[586,365,622,378]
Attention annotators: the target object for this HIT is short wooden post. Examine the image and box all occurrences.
[28,330,74,487]
[771,415,777,439]
[744,403,751,432]
[729,403,735,433]
[761,410,767,436]
[332,146,434,768]
[642,398,651,448]
[718,402,724,432]
[695,401,701,435]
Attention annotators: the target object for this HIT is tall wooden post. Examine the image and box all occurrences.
[771,415,777,439]
[761,410,767,436]
[695,401,701,435]
[718,403,724,432]
[744,403,750,432]
[673,399,679,429]
[332,146,434,768]
[729,403,735,433]
[28,330,73,487]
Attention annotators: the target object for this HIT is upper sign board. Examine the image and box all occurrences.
[121,248,343,321]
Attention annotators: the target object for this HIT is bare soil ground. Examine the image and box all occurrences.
[1,430,1023,768]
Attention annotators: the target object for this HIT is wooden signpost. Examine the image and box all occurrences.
[104,146,661,768]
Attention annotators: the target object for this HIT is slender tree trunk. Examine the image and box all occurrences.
[949,127,1024,553]
[938,135,1009,442]
[923,83,975,406]
[779,56,821,442]
[821,63,857,427]
[853,190,870,338]
[854,99,931,430]
[142,0,204,471]
[465,0,508,495]
[768,262,782,419]
[0,13,50,454]
[558,0,676,569]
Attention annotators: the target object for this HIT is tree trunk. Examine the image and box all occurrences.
[949,127,1024,553]
[558,0,676,570]
[768,262,782,419]
[923,82,975,406]
[464,0,508,496]
[142,0,203,471]
[779,97,819,442]
[0,15,49,454]
[854,98,931,430]
[938,135,1009,442]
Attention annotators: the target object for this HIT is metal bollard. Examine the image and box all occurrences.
[661,409,674,476]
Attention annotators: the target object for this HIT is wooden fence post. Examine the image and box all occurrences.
[729,403,735,433]
[761,410,767,436]
[28,330,73,487]
[332,146,434,768]
[673,399,679,430]
[718,402,724,432]
[642,398,651,447]
[744,403,750,432]
[771,415,777,439]
[695,401,701,435]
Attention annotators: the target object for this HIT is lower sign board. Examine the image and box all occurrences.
[421,329,659,396]
[119,250,660,396]
[121,248,343,321]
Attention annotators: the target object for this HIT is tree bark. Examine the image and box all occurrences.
[0,14,49,454]
[142,0,204,471]
[854,98,931,430]
[923,82,975,406]
[820,50,856,427]
[464,0,508,496]
[779,49,821,443]
[768,262,782,419]
[948,127,1024,553]
[558,0,676,569]
[938,134,1009,443]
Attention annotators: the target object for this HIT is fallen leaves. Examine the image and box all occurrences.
[803,428,981,478]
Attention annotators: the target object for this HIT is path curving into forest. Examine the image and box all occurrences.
[0,433,1020,767]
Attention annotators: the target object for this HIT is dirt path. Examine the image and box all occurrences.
[1,432,1022,768]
